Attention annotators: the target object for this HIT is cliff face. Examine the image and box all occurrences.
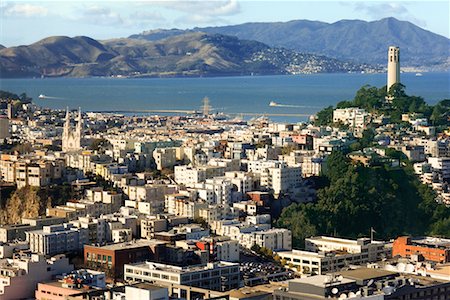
[0,186,51,225]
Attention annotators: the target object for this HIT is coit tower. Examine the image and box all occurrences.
[387,46,400,93]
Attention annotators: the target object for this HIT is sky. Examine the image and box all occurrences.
[0,0,449,47]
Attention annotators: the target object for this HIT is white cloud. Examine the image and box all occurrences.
[149,0,241,27]
[130,10,166,21]
[2,3,48,17]
[157,0,240,16]
[352,2,427,27]
[74,5,124,26]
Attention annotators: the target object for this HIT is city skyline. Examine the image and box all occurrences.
[1,0,449,47]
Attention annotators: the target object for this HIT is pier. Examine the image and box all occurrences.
[89,109,311,118]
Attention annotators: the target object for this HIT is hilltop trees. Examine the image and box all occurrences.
[277,150,450,246]
[314,83,448,127]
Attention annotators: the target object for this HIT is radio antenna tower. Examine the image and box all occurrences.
[202,97,211,116]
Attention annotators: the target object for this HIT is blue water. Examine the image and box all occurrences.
[1,73,449,122]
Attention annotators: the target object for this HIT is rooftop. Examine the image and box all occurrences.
[411,237,450,248]
[127,261,239,274]
[338,268,398,282]
[86,239,166,251]
[289,275,355,288]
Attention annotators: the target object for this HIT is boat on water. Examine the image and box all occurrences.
[38,94,46,99]
[269,101,278,107]
[415,73,423,77]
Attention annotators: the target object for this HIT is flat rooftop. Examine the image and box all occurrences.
[86,239,167,251]
[289,275,355,288]
[127,261,238,274]
[338,268,398,281]
[411,237,450,248]
[128,282,167,291]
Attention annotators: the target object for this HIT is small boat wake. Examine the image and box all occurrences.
[269,101,320,108]
[39,94,64,100]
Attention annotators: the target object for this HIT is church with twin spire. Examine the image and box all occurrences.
[62,108,82,152]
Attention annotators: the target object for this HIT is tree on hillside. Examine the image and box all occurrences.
[314,106,333,126]
[276,150,450,246]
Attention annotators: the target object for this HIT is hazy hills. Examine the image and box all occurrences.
[132,17,450,68]
[0,32,376,78]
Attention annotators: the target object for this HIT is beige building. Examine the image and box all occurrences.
[0,156,64,188]
[153,147,177,171]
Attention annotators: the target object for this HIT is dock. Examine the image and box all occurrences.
[89,109,311,118]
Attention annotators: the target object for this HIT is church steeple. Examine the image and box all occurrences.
[62,108,82,152]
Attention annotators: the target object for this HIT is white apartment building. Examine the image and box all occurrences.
[124,184,173,214]
[277,249,384,275]
[302,156,324,177]
[165,193,208,218]
[0,253,73,300]
[193,177,233,205]
[305,236,391,262]
[124,283,169,300]
[141,217,168,239]
[85,188,123,211]
[206,238,240,262]
[198,204,237,225]
[174,165,225,186]
[246,214,271,225]
[224,171,257,198]
[207,158,240,172]
[214,219,290,251]
[153,147,177,170]
[240,228,292,251]
[333,108,370,129]
[112,228,132,243]
[428,157,450,181]
[171,224,210,240]
[265,166,302,196]
[124,261,240,292]
[26,223,89,256]
[245,160,301,196]
[70,216,107,244]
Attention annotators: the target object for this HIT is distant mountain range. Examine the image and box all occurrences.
[0,17,448,78]
[0,32,376,78]
[132,17,450,69]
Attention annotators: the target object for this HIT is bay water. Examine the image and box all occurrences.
[1,72,448,122]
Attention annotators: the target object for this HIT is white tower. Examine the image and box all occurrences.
[387,46,400,94]
[62,108,82,152]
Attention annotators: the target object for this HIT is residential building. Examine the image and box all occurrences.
[35,269,106,300]
[153,147,177,171]
[124,261,240,292]
[305,236,391,262]
[26,223,89,256]
[0,253,73,300]
[333,108,370,129]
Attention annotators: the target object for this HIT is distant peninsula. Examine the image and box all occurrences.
[0,32,378,78]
